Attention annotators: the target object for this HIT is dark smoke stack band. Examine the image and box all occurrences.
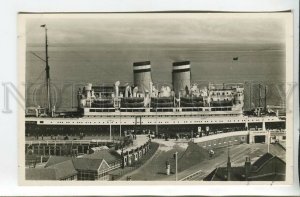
[133,61,151,67]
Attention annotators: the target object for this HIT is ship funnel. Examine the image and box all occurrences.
[133,61,152,93]
[172,61,191,97]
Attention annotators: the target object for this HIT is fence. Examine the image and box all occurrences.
[110,142,159,180]
[180,170,203,181]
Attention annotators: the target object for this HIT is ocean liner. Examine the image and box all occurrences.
[25,60,286,138]
[25,27,285,139]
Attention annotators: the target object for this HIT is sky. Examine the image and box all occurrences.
[24,13,288,83]
[26,13,286,46]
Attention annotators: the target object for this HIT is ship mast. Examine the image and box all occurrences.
[41,24,51,114]
[264,85,267,112]
[258,84,261,107]
[249,82,252,110]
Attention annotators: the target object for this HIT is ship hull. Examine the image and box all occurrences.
[26,116,285,138]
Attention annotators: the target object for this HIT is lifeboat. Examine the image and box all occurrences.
[121,102,144,108]
[93,98,113,104]
[121,97,144,103]
[181,101,204,107]
[181,97,203,102]
[91,101,114,108]
[210,100,233,107]
[151,102,174,108]
[151,97,173,103]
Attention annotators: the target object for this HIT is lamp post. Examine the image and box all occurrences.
[109,120,112,141]
[173,151,178,181]
[267,129,270,153]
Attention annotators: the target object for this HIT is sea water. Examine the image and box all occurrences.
[25,43,286,112]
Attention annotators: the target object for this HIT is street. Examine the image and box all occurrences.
[119,138,285,181]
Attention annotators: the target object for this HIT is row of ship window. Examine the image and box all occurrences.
[211,92,232,96]
[84,114,239,118]
[49,121,239,124]
[42,118,275,125]
[45,119,270,124]
[210,92,243,96]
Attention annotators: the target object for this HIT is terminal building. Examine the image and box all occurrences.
[204,153,286,181]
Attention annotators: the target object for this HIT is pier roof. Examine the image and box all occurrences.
[26,168,57,180]
[26,160,76,180]
[44,156,71,168]
[72,158,107,171]
[81,150,122,164]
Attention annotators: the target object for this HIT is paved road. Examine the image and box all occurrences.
[120,138,285,181]
[119,139,188,181]
[166,143,285,181]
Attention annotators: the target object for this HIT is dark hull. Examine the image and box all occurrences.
[25,121,285,138]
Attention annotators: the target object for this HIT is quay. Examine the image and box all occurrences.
[25,139,118,156]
